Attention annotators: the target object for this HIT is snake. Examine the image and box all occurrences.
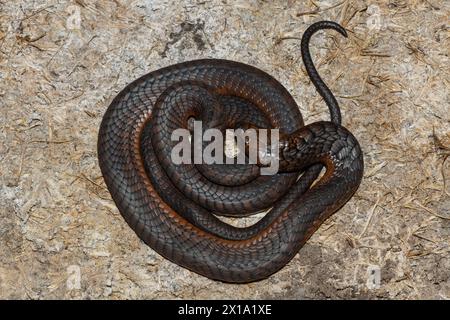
[97,21,364,283]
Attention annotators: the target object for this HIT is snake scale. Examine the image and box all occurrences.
[98,21,364,283]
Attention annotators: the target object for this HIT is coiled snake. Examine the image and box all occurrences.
[98,21,364,283]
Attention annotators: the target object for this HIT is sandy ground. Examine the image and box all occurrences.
[0,0,449,299]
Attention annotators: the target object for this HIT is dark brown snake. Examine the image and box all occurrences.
[98,21,364,283]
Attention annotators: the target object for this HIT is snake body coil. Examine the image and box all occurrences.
[98,21,364,283]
